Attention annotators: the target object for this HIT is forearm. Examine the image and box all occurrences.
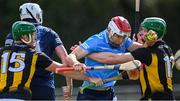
[55,45,68,65]
[55,45,73,87]
[88,52,133,64]
[128,42,143,51]
[87,52,115,64]
[46,61,88,81]
[59,71,90,81]
[66,54,80,66]
[66,46,89,66]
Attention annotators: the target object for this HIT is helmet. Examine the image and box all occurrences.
[108,16,131,37]
[140,17,166,39]
[12,21,36,41]
[19,3,43,24]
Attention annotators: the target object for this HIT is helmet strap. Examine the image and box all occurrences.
[21,34,32,44]
[26,8,40,24]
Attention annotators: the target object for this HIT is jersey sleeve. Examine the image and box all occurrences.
[131,48,152,66]
[124,37,133,49]
[50,29,63,49]
[36,52,53,69]
[80,35,98,53]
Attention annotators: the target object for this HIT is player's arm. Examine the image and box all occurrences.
[65,46,89,71]
[55,44,73,98]
[47,62,84,79]
[87,51,143,80]
[88,52,134,64]
[55,45,68,65]
[66,46,89,66]
[67,36,97,66]
[86,37,141,64]
[128,41,143,51]
[53,30,73,99]
[45,61,103,86]
[37,53,103,85]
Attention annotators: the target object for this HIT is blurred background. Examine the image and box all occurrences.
[0,0,179,100]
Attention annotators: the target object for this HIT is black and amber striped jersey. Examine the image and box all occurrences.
[0,44,52,100]
[131,40,174,98]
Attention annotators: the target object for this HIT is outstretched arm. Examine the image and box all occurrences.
[68,46,89,61]
[45,61,103,85]
[88,52,134,64]
[55,45,73,99]
[86,39,142,64]
[66,46,89,71]
[128,41,142,51]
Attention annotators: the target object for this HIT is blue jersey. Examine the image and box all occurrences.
[33,25,62,88]
[5,24,62,88]
[80,30,133,88]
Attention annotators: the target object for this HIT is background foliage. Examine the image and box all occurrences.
[0,0,179,87]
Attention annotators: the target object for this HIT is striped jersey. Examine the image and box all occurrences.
[131,40,174,99]
[0,44,52,100]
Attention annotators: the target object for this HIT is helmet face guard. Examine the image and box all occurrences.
[19,3,43,24]
[108,20,131,37]
[12,21,36,42]
[108,35,128,48]
[107,16,131,47]
[108,16,131,37]
[140,17,166,39]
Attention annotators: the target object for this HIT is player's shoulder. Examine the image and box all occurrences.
[36,25,58,35]
[6,32,13,38]
[89,30,106,41]
[85,34,104,45]
[36,25,50,33]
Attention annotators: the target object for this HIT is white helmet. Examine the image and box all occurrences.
[108,16,131,37]
[19,3,43,24]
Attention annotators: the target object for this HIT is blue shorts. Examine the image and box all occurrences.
[77,88,115,100]
[30,85,55,100]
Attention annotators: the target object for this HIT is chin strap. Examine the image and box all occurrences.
[21,34,32,44]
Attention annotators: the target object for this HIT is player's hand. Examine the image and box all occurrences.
[127,69,140,80]
[145,30,158,42]
[143,30,158,47]
[70,41,81,51]
[89,77,103,86]
[70,45,79,51]
[73,63,86,72]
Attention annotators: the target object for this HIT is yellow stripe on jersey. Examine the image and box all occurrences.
[0,72,7,91]
[25,53,38,88]
[140,69,146,96]
[9,55,24,92]
[146,53,164,92]
[140,53,173,96]
[0,51,11,91]
[167,77,173,90]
